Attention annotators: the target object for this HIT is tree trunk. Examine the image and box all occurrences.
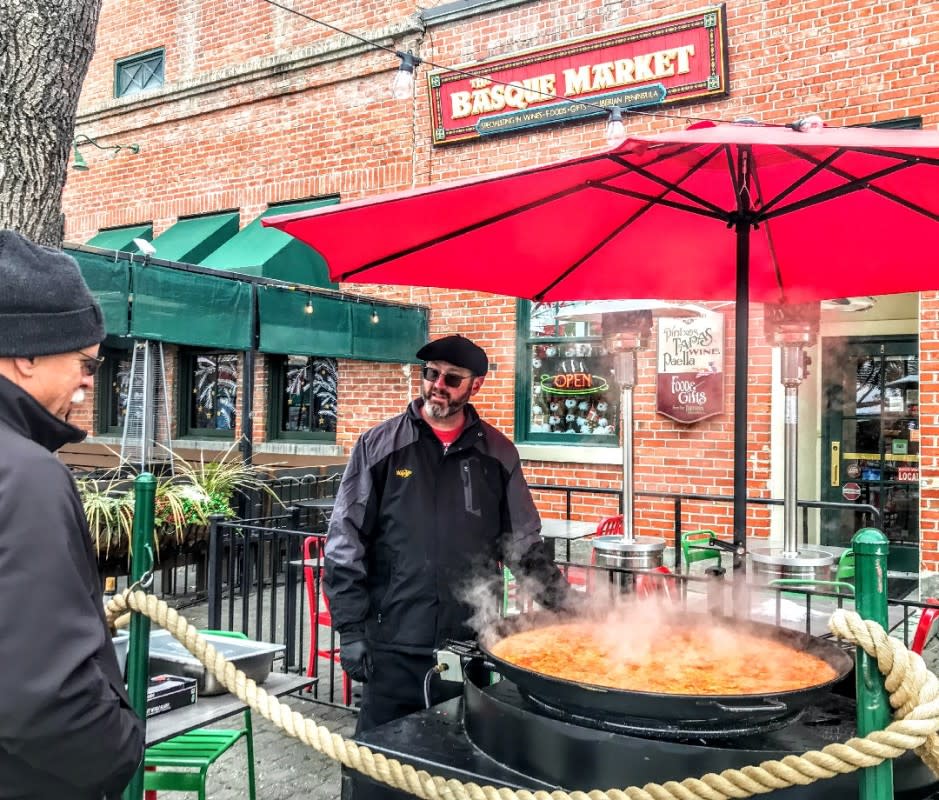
[0,0,102,245]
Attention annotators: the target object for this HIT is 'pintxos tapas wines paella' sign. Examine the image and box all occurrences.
[656,310,724,423]
[427,6,729,145]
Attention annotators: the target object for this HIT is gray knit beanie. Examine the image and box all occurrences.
[0,230,105,357]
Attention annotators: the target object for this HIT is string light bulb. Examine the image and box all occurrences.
[304,296,314,315]
[391,51,421,100]
[370,306,380,324]
[604,106,627,147]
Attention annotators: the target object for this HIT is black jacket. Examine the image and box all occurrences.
[325,399,568,654]
[0,376,144,800]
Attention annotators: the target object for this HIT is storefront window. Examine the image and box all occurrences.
[516,301,620,444]
[272,355,338,440]
[184,351,239,434]
[98,349,133,434]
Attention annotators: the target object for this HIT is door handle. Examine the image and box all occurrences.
[830,441,841,487]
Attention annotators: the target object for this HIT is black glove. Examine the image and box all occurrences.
[339,633,372,683]
[517,541,576,613]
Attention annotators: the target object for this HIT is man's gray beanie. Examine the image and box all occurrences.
[0,230,105,357]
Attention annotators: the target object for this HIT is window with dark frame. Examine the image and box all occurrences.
[515,301,621,445]
[182,351,239,435]
[271,356,338,440]
[97,349,133,435]
[115,49,164,98]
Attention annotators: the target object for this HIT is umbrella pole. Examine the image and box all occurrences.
[732,219,750,569]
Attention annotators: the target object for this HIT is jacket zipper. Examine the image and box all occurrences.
[462,461,482,517]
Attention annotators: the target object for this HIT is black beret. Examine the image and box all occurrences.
[416,334,488,376]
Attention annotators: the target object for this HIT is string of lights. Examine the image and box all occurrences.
[256,0,752,139]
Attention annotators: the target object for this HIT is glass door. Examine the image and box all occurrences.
[820,336,919,572]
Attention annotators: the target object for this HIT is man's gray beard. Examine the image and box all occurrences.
[423,389,467,419]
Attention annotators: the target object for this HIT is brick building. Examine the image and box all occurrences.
[62,0,938,572]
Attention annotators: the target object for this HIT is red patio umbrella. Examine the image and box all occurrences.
[265,121,939,557]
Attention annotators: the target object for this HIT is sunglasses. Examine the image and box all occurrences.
[421,365,472,388]
[76,350,105,377]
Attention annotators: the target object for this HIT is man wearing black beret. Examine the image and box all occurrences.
[0,230,145,799]
[325,334,573,799]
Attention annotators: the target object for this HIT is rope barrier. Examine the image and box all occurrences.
[108,591,939,800]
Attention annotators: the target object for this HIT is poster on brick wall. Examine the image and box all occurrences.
[427,5,729,145]
[656,310,724,424]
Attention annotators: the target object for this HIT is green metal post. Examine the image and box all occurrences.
[123,473,156,800]
[852,527,893,800]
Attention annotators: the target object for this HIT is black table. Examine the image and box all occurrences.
[146,673,317,745]
[295,497,337,529]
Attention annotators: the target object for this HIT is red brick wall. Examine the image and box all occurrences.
[335,360,416,447]
[63,0,939,560]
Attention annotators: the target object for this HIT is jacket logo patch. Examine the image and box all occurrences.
[395,468,413,478]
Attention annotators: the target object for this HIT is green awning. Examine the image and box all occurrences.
[257,287,428,360]
[149,212,239,263]
[258,287,353,357]
[86,224,153,253]
[65,240,427,359]
[131,265,254,349]
[199,199,337,287]
[68,248,131,336]
[352,303,428,362]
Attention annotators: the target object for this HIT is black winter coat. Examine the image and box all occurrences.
[325,399,568,654]
[0,376,144,800]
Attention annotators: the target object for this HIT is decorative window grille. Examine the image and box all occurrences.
[115,49,164,98]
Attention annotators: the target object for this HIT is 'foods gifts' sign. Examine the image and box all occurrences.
[656,310,724,424]
[427,5,728,145]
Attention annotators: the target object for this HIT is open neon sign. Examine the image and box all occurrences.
[540,372,610,395]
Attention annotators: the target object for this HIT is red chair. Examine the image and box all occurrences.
[911,598,939,656]
[634,565,677,601]
[303,536,352,705]
[564,515,623,591]
[593,515,624,538]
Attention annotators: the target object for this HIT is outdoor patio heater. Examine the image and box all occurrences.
[558,301,704,583]
[748,302,835,582]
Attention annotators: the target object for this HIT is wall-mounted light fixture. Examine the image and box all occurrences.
[72,134,141,171]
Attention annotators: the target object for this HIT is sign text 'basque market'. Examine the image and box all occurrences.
[428,5,729,145]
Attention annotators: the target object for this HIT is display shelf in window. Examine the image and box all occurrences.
[515,301,620,445]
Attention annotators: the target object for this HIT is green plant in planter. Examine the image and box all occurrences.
[78,474,134,561]
[80,443,277,564]
[169,442,275,503]
[153,481,236,550]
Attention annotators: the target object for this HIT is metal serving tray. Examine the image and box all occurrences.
[147,630,286,695]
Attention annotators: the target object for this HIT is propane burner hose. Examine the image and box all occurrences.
[107,591,939,800]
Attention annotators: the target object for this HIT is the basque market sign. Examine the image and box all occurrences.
[427,5,728,145]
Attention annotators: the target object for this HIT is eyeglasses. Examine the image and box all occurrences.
[421,366,472,388]
[76,350,105,377]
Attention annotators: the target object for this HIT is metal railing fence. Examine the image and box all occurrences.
[529,483,881,571]
[202,508,928,711]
